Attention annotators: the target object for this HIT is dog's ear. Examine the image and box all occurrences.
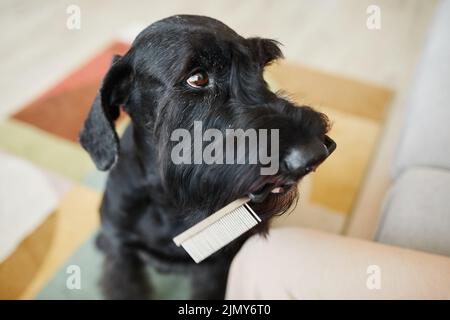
[79,54,133,171]
[247,37,283,67]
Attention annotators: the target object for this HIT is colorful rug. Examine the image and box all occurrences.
[0,41,393,299]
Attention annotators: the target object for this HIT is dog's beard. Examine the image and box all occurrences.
[159,157,301,232]
[251,185,299,216]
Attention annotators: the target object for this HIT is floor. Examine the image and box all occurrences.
[0,0,439,298]
[0,0,436,117]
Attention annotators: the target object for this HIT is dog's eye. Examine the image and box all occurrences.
[187,71,209,88]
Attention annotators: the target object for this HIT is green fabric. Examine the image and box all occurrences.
[83,170,108,191]
[36,234,191,300]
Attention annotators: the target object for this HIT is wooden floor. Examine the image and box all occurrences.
[0,0,436,118]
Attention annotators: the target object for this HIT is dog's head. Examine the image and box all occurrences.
[80,15,335,221]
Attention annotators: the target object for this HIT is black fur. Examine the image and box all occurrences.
[80,15,334,300]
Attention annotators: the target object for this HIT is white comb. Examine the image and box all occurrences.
[173,197,261,263]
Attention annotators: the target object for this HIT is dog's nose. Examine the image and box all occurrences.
[283,136,335,175]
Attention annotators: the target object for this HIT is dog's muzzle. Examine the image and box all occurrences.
[249,135,336,203]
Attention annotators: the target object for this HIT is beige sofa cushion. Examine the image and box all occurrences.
[393,1,450,177]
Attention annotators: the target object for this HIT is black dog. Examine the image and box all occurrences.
[80,15,335,299]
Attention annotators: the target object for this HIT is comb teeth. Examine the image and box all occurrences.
[174,202,261,263]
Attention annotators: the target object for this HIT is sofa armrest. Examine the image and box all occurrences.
[393,0,450,177]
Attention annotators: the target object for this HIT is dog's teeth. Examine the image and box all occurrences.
[271,187,284,193]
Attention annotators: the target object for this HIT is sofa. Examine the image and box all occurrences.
[374,0,450,257]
